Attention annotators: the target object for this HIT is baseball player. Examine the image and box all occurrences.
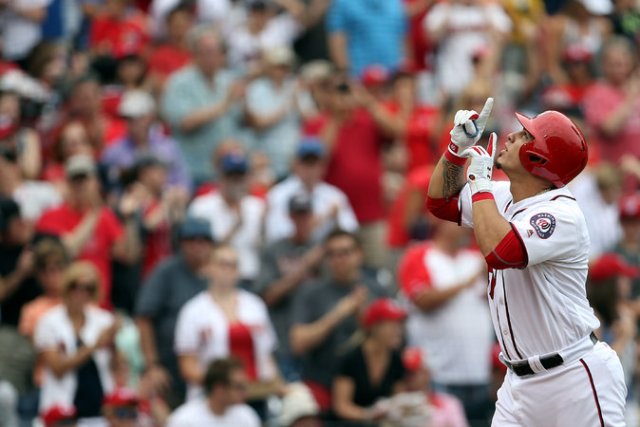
[426,98,627,426]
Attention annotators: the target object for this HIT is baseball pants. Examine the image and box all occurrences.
[492,342,627,427]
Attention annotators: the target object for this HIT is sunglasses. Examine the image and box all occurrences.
[69,173,90,183]
[68,281,96,293]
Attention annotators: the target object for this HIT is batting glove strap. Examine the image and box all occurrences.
[444,143,467,166]
[472,192,495,203]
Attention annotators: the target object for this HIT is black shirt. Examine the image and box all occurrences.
[0,245,41,326]
[337,346,406,408]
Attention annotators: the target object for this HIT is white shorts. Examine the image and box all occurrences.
[492,342,627,427]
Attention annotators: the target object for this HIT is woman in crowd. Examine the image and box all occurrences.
[332,298,407,426]
[35,261,118,422]
[175,244,283,419]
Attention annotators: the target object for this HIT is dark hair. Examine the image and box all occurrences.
[203,358,244,394]
[324,228,361,247]
[33,237,68,270]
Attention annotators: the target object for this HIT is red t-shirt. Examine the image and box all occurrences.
[404,0,434,70]
[386,102,440,172]
[36,204,124,309]
[141,201,172,278]
[228,323,258,381]
[397,243,433,302]
[89,12,149,58]
[387,167,432,248]
[304,110,386,224]
[147,45,192,82]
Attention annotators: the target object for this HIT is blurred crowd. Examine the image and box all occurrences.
[1,0,640,425]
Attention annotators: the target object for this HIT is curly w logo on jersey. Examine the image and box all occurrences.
[530,213,556,239]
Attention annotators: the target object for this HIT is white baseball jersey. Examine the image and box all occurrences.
[459,181,600,362]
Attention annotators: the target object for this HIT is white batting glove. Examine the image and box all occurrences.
[446,97,494,164]
[461,132,498,195]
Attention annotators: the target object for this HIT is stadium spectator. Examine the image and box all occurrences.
[0,145,61,221]
[0,197,38,327]
[147,2,194,87]
[63,75,127,154]
[610,0,640,47]
[174,245,282,417]
[587,254,638,389]
[278,382,322,427]
[134,217,213,407]
[167,358,261,427]
[256,193,324,381]
[0,0,51,62]
[332,298,407,425]
[541,44,595,112]
[327,0,407,77]
[188,149,265,286]
[245,45,300,178]
[398,219,493,425]
[101,89,191,191]
[424,0,511,100]
[290,229,390,411]
[42,120,95,193]
[36,154,141,309]
[265,138,358,244]
[18,237,68,339]
[402,348,469,427]
[583,36,640,163]
[304,78,399,268]
[101,388,142,427]
[89,0,150,59]
[35,261,118,420]
[0,89,43,179]
[615,193,640,311]
[162,26,244,185]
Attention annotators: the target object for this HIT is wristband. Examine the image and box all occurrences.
[472,192,494,203]
[444,143,467,166]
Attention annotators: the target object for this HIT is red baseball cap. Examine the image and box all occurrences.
[102,388,139,408]
[360,65,389,87]
[562,44,593,63]
[362,298,407,329]
[590,253,640,282]
[402,347,425,372]
[42,406,77,426]
[619,193,640,220]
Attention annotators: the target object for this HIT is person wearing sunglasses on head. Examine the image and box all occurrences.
[34,261,119,424]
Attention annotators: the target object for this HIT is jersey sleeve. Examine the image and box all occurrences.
[398,245,432,301]
[510,204,580,266]
[459,181,512,228]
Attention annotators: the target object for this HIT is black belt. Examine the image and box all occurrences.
[504,332,598,377]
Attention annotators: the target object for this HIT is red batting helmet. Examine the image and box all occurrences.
[515,111,588,187]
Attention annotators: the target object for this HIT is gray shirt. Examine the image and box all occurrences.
[135,255,207,392]
[254,239,318,357]
[291,272,390,387]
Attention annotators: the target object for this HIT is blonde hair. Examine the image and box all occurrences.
[61,261,101,302]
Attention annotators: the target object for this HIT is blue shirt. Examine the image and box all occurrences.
[162,66,242,183]
[101,125,192,191]
[327,0,407,77]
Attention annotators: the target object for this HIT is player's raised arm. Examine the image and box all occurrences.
[427,97,494,200]
[427,98,494,220]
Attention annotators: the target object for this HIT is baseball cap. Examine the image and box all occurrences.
[296,138,325,160]
[221,152,249,175]
[118,90,156,118]
[589,253,640,282]
[619,193,640,220]
[278,383,320,427]
[65,154,96,178]
[102,388,139,408]
[288,193,313,214]
[563,44,593,63]
[263,46,295,67]
[402,347,425,372]
[360,65,389,87]
[41,405,77,427]
[361,298,407,329]
[0,197,21,233]
[179,217,213,241]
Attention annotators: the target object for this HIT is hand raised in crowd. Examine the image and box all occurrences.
[119,183,146,218]
[15,248,35,279]
[227,80,247,105]
[141,363,172,397]
[335,286,369,319]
